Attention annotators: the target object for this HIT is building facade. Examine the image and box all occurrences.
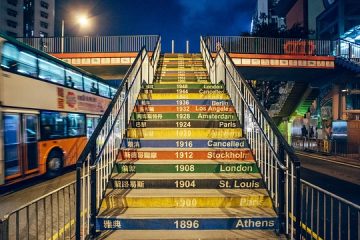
[0,0,55,38]
[251,0,285,33]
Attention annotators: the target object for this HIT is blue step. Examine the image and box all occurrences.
[96,217,279,230]
[121,139,249,148]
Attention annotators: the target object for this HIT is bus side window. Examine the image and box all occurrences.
[65,69,83,90]
[98,83,109,97]
[67,113,85,137]
[18,51,38,77]
[1,42,19,71]
[40,111,66,140]
[38,58,65,84]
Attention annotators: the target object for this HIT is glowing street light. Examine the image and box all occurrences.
[77,15,89,27]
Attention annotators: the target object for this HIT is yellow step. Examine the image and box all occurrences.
[100,189,272,209]
[127,128,242,139]
[138,93,230,100]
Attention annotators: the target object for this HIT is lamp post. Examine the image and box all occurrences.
[61,20,65,53]
[61,15,89,53]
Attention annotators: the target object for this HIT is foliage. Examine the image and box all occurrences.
[247,80,287,110]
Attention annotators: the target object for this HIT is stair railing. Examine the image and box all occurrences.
[335,39,360,63]
[74,36,161,240]
[200,36,301,239]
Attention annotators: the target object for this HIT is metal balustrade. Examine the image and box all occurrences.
[201,36,360,240]
[203,36,334,56]
[0,182,76,240]
[200,36,301,239]
[335,39,360,63]
[17,35,160,53]
[300,180,360,240]
[74,36,161,239]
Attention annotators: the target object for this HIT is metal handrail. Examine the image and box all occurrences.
[75,35,161,239]
[203,36,333,56]
[301,180,360,210]
[219,56,287,170]
[200,36,301,239]
[1,181,75,220]
[201,36,300,168]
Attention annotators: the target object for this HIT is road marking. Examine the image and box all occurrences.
[296,152,360,169]
[289,212,323,240]
[49,209,87,240]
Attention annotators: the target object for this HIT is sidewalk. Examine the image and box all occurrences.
[295,149,360,167]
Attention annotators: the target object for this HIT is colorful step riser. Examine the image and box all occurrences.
[130,112,238,121]
[96,217,278,231]
[121,139,248,148]
[100,196,273,209]
[126,128,242,139]
[136,99,233,106]
[114,163,258,174]
[140,89,228,94]
[129,120,239,128]
[109,178,264,190]
[133,105,234,113]
[118,149,253,161]
[143,83,223,89]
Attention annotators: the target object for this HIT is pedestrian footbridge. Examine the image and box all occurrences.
[2,36,359,240]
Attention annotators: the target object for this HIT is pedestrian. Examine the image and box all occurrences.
[309,126,314,138]
[301,125,308,139]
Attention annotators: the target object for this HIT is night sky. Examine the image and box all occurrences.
[55,0,256,52]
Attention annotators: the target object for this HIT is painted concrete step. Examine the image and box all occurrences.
[126,128,242,139]
[141,88,227,94]
[121,139,248,149]
[129,120,239,128]
[109,173,264,190]
[157,68,207,71]
[100,189,273,209]
[114,160,258,174]
[136,99,232,106]
[98,207,276,219]
[154,75,210,83]
[96,208,278,231]
[133,105,235,113]
[138,93,229,100]
[130,112,238,121]
[96,229,282,240]
[158,73,208,77]
[119,149,253,161]
[143,83,223,89]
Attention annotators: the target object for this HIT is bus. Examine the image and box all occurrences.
[0,33,117,186]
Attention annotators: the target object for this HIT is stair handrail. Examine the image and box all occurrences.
[200,36,301,240]
[74,36,161,240]
[335,38,360,61]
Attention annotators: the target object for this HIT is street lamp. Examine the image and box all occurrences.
[61,15,89,53]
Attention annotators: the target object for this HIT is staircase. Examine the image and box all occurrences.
[95,53,280,239]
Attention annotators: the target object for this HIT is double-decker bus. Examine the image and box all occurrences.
[0,33,117,186]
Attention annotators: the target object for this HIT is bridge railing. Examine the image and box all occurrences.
[203,36,333,56]
[0,181,76,240]
[200,36,302,239]
[335,39,360,63]
[74,35,161,239]
[299,180,360,239]
[17,35,160,53]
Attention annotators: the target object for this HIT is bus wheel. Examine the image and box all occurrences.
[46,150,63,177]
